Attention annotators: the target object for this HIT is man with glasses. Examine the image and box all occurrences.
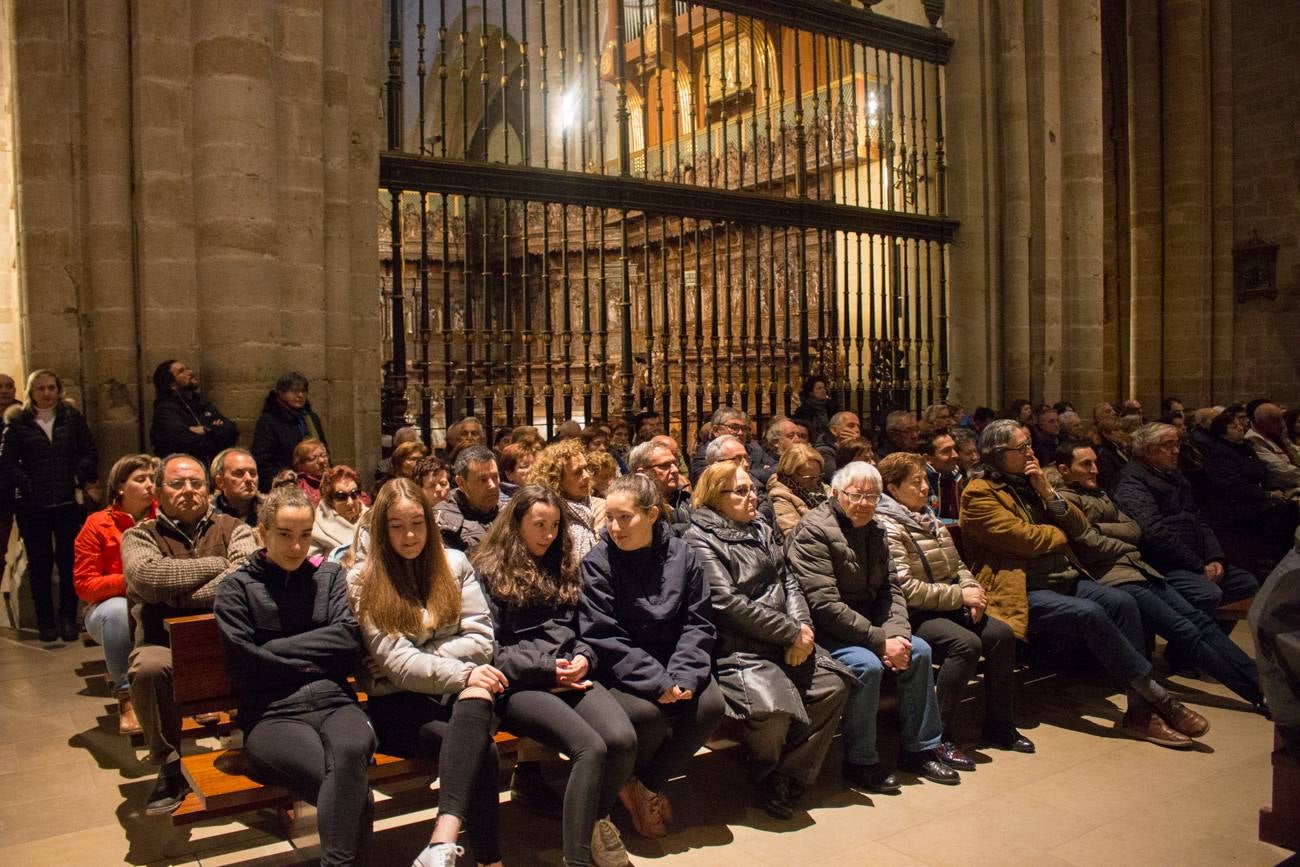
[962,420,1208,749]
[630,439,694,535]
[123,454,258,814]
[877,410,921,460]
[689,406,773,485]
[788,461,956,794]
[1114,422,1260,626]
[210,448,263,527]
[703,434,777,527]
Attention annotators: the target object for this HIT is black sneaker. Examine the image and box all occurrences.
[145,763,189,816]
[509,761,563,819]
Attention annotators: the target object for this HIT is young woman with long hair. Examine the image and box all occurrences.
[472,485,636,867]
[349,479,505,867]
[214,485,374,866]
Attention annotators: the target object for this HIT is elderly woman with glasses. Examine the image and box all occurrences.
[683,461,849,819]
[787,461,956,794]
[767,443,832,537]
[311,465,368,557]
[960,419,1209,749]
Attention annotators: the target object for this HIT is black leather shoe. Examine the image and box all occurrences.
[758,775,797,820]
[936,741,976,771]
[984,727,1036,754]
[510,761,563,820]
[58,617,79,643]
[1255,701,1273,721]
[843,762,901,794]
[145,763,189,816]
[900,750,961,785]
[37,626,58,643]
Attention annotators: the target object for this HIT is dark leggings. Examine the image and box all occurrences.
[610,677,726,793]
[244,703,376,867]
[367,692,502,864]
[16,503,83,629]
[497,683,637,867]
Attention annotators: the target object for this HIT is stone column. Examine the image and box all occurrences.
[1208,0,1234,402]
[1059,0,1105,408]
[1126,0,1163,407]
[0,3,23,386]
[997,0,1032,405]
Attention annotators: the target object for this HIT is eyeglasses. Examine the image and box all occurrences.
[839,489,881,505]
[1000,443,1032,454]
[648,459,678,472]
[332,490,361,502]
[164,478,207,491]
[722,484,756,498]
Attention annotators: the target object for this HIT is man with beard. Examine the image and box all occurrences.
[149,360,239,466]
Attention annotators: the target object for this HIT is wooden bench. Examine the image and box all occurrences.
[1260,728,1300,852]
[1215,596,1254,622]
[164,614,521,826]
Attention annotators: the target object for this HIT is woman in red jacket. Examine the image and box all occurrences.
[73,454,157,734]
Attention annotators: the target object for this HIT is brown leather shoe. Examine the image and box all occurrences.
[1158,699,1210,738]
[115,689,141,737]
[1119,706,1193,749]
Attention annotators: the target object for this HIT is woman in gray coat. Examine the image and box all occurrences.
[683,462,849,819]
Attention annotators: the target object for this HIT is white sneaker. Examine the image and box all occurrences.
[413,841,464,867]
[591,816,631,867]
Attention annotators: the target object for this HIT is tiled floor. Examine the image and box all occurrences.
[0,625,1291,866]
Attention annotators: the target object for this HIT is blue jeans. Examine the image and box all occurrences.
[1122,579,1262,704]
[1028,580,1151,685]
[1164,567,1258,626]
[832,636,943,766]
[84,596,131,691]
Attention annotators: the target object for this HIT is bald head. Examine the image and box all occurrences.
[1254,402,1287,439]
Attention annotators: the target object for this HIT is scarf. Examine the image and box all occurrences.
[781,474,828,511]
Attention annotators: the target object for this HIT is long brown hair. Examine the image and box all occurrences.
[471,485,581,607]
[354,478,460,636]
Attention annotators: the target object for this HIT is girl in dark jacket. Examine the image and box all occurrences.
[251,372,328,491]
[473,485,636,867]
[683,463,849,820]
[214,485,374,867]
[579,474,723,839]
[0,369,99,641]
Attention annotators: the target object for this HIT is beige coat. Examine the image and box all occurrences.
[874,495,979,611]
[768,476,831,536]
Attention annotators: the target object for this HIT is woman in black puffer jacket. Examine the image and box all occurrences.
[0,370,99,641]
[250,372,328,492]
[683,462,849,820]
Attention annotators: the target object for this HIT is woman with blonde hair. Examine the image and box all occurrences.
[767,443,832,536]
[528,438,606,560]
[349,478,504,867]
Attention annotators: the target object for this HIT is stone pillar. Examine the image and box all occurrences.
[1059,0,1105,407]
[1158,0,1213,405]
[1208,0,1234,402]
[996,0,1032,405]
[1126,0,1163,407]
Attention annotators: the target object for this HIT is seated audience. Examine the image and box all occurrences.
[792,374,835,446]
[373,425,422,490]
[497,442,536,498]
[630,439,693,536]
[650,433,690,481]
[1113,423,1261,624]
[214,486,374,866]
[963,406,996,435]
[1120,399,1145,423]
[348,479,504,867]
[530,439,607,560]
[311,465,368,557]
[1059,410,1086,441]
[1008,399,1034,426]
[787,461,958,793]
[701,434,777,527]
[0,372,16,414]
[877,410,920,460]
[960,420,1207,749]
[1055,442,1264,712]
[1093,402,1118,426]
[767,444,831,538]
[251,371,327,491]
[608,419,631,463]
[444,416,487,464]
[211,448,263,527]
[632,410,663,444]
[413,455,451,508]
[73,454,159,735]
[587,450,618,498]
[875,453,1031,758]
[291,438,331,507]
[580,474,724,838]
[950,427,980,476]
[920,431,964,522]
[554,419,584,442]
[920,403,955,434]
[1092,418,1130,493]
[1195,411,1299,560]
[149,359,238,466]
[689,407,771,485]
[122,454,258,813]
[1245,402,1300,499]
[762,415,811,472]
[684,463,850,819]
[512,424,545,454]
[1161,397,1185,423]
[1250,529,1300,758]
[1031,405,1061,466]
[436,445,503,552]
[835,436,876,468]
[474,486,636,867]
[829,410,864,446]
[391,441,430,482]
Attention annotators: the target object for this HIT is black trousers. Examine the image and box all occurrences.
[498,683,637,867]
[244,703,376,867]
[741,665,849,787]
[367,691,502,864]
[912,609,1017,738]
[16,503,83,629]
[611,677,726,793]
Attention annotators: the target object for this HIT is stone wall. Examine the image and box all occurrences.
[8,0,384,481]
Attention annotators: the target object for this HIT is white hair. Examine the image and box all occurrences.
[831,460,882,493]
[705,434,742,464]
